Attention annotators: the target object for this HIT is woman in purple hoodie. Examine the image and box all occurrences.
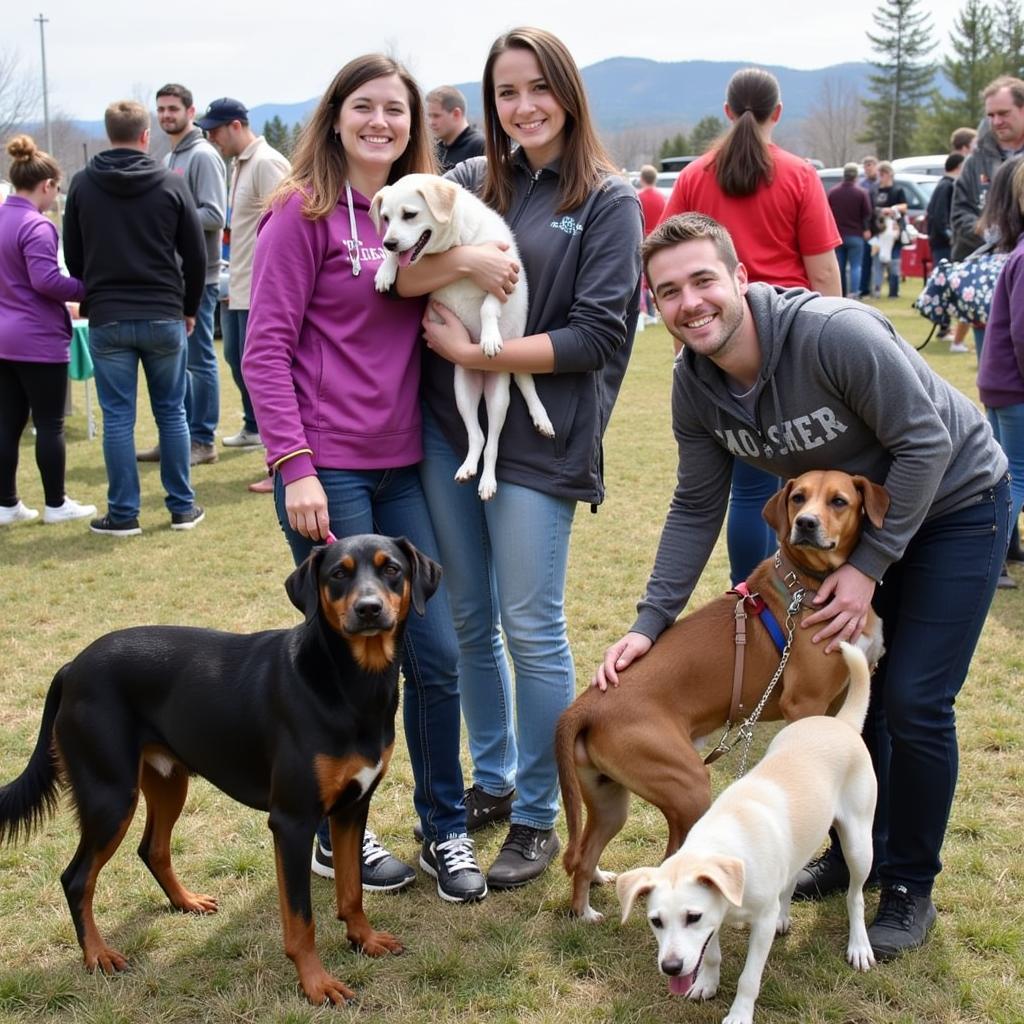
[243,55,488,904]
[0,136,95,526]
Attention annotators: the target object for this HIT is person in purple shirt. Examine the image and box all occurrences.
[0,136,95,526]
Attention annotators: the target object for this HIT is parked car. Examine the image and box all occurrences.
[891,155,947,177]
[817,167,938,230]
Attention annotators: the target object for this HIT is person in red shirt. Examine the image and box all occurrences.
[660,67,841,583]
[636,165,666,317]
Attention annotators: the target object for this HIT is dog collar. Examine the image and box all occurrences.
[772,549,824,608]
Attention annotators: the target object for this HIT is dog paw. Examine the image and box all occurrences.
[592,867,617,886]
[722,1012,754,1024]
[477,473,497,501]
[480,328,504,358]
[84,945,129,974]
[176,891,219,914]
[454,460,478,483]
[354,929,404,957]
[687,974,719,1001]
[847,941,875,972]
[775,913,791,935]
[532,413,555,438]
[301,969,356,1006]
[373,264,396,293]
[574,904,605,924]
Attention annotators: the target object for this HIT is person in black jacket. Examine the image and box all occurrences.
[426,86,485,171]
[926,152,965,266]
[63,100,206,536]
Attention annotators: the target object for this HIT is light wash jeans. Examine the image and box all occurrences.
[184,283,220,445]
[89,319,194,521]
[419,408,576,830]
[988,405,1024,548]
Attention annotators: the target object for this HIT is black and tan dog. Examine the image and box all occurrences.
[556,471,889,922]
[0,534,439,1006]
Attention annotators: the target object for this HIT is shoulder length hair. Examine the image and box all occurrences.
[979,156,1024,252]
[480,27,616,215]
[712,67,781,198]
[274,54,436,221]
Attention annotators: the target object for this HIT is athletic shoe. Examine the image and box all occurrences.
[170,505,205,531]
[419,836,487,902]
[486,824,560,889]
[792,845,878,900]
[311,830,416,892]
[90,514,142,537]
[868,884,937,960]
[43,497,97,524]
[136,445,160,463]
[190,442,218,466]
[247,476,274,493]
[223,428,262,448]
[0,500,39,525]
[412,784,514,842]
[948,342,970,353]
[997,564,1017,589]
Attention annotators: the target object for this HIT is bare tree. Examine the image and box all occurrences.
[0,48,39,141]
[802,77,867,165]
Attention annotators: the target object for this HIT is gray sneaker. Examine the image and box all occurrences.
[170,505,205,531]
[420,836,487,903]
[190,442,218,466]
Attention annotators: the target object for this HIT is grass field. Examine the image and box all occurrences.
[0,297,1021,1024]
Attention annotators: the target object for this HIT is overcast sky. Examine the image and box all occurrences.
[9,0,971,122]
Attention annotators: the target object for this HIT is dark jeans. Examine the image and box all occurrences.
[835,235,866,297]
[863,476,1011,895]
[221,307,256,435]
[275,465,466,843]
[0,358,68,507]
[727,459,780,584]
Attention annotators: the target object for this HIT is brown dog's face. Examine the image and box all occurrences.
[762,471,890,572]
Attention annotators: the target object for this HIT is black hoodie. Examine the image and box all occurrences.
[63,148,206,324]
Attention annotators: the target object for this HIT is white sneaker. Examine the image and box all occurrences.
[43,497,97,524]
[0,500,39,525]
[949,342,970,353]
[222,429,262,448]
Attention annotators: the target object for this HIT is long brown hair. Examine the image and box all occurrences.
[274,54,436,221]
[480,27,615,215]
[712,67,780,198]
[979,156,1024,253]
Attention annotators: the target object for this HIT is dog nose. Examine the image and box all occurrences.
[661,957,685,976]
[383,239,398,251]
[354,595,384,622]
[795,514,819,532]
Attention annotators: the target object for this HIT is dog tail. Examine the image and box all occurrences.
[836,642,872,733]
[0,667,65,845]
[555,700,589,875]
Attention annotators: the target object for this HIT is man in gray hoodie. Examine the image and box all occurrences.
[595,213,1010,962]
[136,83,226,467]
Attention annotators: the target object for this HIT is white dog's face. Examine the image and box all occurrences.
[617,856,743,996]
[370,175,458,267]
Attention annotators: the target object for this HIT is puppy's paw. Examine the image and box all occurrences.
[478,471,497,501]
[480,326,504,358]
[574,904,605,924]
[532,412,555,438]
[722,1011,754,1024]
[687,971,719,1002]
[775,913,791,935]
[374,262,396,293]
[847,941,875,972]
[454,459,478,483]
[592,867,617,887]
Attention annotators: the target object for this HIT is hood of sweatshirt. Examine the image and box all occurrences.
[170,127,205,156]
[86,148,167,197]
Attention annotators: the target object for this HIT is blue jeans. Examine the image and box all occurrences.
[275,465,466,842]
[727,459,780,584]
[974,325,987,359]
[184,283,220,445]
[886,242,903,298]
[221,307,256,435]
[988,406,1024,547]
[835,235,865,297]
[862,476,1011,895]
[89,319,194,520]
[419,409,576,830]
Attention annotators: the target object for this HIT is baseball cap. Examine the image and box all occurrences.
[196,97,248,130]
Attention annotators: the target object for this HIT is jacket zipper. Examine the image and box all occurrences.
[510,169,543,230]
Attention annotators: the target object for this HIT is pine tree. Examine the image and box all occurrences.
[658,132,689,162]
[994,1,1024,79]
[690,116,725,155]
[263,116,289,154]
[861,0,938,159]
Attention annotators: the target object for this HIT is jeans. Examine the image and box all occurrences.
[727,459,780,584]
[861,476,1010,895]
[89,319,194,520]
[988,406,1024,549]
[860,242,874,296]
[835,235,866,297]
[274,464,466,842]
[221,307,257,435]
[974,325,987,360]
[184,283,220,445]
[886,242,903,297]
[419,408,576,830]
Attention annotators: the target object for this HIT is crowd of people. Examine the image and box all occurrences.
[1,37,1020,967]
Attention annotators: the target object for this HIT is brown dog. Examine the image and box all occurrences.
[555,470,888,921]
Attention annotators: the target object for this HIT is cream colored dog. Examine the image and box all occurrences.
[371,174,553,499]
[616,642,877,1024]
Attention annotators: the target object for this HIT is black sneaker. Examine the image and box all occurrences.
[136,444,160,463]
[486,824,560,890]
[419,836,487,903]
[311,830,416,892]
[170,505,205,531]
[89,514,142,537]
[868,884,937,960]
[791,844,883,900]
[412,784,515,842]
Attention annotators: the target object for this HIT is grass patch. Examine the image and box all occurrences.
[0,297,1021,1022]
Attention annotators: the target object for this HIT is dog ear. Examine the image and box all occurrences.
[616,867,658,922]
[761,478,795,537]
[394,537,442,616]
[419,179,458,225]
[368,189,386,233]
[851,475,890,529]
[284,545,328,620]
[696,855,745,908]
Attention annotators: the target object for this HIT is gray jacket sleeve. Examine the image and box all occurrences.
[951,154,983,252]
[188,146,227,233]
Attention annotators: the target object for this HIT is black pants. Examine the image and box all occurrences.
[0,358,68,508]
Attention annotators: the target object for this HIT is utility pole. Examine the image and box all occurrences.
[34,13,52,156]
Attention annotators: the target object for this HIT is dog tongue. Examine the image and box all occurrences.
[398,249,415,268]
[668,971,695,996]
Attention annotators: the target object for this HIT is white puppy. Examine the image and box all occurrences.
[616,641,877,1024]
[371,174,554,500]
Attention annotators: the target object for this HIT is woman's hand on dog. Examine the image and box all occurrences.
[462,241,520,301]
[422,302,479,366]
[285,476,332,542]
[592,631,653,691]
[802,563,876,653]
